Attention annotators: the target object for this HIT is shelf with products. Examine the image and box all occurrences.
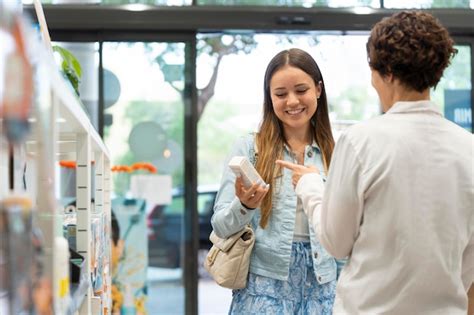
[0,6,112,315]
[32,49,112,315]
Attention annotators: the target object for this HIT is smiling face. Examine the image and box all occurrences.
[270,65,321,134]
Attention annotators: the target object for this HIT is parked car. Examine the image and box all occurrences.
[147,185,218,269]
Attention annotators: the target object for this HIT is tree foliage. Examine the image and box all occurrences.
[154,35,258,119]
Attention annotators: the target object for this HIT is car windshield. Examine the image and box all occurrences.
[164,191,216,216]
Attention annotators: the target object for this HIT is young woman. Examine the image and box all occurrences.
[211,48,343,314]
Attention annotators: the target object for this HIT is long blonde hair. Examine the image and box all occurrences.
[255,48,335,229]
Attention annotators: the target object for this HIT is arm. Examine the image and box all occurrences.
[275,160,325,243]
[318,133,365,258]
[211,136,258,238]
[297,133,365,259]
[463,233,474,314]
[294,172,325,243]
[278,133,365,259]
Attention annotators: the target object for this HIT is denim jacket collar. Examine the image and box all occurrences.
[283,140,321,155]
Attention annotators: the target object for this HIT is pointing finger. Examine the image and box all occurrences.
[276,159,299,171]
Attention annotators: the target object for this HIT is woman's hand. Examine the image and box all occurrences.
[276,160,320,188]
[235,176,269,209]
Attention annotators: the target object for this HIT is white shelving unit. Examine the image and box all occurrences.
[0,23,113,315]
[30,50,112,314]
[1,7,111,314]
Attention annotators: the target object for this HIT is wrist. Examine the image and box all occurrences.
[241,202,256,210]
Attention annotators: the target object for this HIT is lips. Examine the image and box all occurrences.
[286,108,305,115]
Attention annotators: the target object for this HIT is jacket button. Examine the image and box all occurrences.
[307,151,313,158]
[317,276,322,282]
[314,252,318,259]
[240,209,247,215]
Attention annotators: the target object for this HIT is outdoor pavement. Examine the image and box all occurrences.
[146,267,232,315]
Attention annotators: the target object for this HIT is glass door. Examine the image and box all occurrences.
[432,40,472,132]
[196,32,381,314]
[196,32,473,314]
[102,41,193,314]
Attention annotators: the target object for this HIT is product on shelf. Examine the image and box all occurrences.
[0,195,35,314]
[54,236,70,313]
[0,12,33,144]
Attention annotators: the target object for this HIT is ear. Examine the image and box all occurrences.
[316,80,323,98]
[384,73,394,84]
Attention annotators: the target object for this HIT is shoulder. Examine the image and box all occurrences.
[442,118,473,140]
[235,132,255,148]
[333,116,388,160]
[346,116,385,137]
[335,120,374,146]
[227,132,256,157]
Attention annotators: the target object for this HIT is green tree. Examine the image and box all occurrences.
[330,86,374,121]
[154,35,258,119]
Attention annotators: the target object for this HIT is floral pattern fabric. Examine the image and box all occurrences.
[229,242,336,315]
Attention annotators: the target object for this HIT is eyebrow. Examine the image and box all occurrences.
[273,83,309,91]
[295,83,309,88]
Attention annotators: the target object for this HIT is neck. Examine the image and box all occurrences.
[384,86,430,112]
[284,126,312,151]
[396,89,430,103]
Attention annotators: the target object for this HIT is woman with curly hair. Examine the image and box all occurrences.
[278,11,473,314]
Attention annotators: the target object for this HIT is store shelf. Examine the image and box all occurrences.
[0,8,111,315]
[25,57,109,160]
[40,57,112,314]
[50,65,109,158]
[67,278,90,315]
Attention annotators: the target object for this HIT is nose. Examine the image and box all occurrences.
[287,92,299,106]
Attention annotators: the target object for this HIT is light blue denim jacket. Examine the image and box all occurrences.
[211,133,344,283]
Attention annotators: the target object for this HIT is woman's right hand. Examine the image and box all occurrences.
[235,176,269,209]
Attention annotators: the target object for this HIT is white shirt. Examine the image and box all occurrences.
[293,198,310,242]
[296,101,474,314]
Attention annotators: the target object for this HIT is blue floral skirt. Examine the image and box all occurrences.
[229,242,336,315]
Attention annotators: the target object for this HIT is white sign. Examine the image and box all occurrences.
[130,174,172,206]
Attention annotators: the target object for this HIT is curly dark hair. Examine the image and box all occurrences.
[367,11,457,92]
